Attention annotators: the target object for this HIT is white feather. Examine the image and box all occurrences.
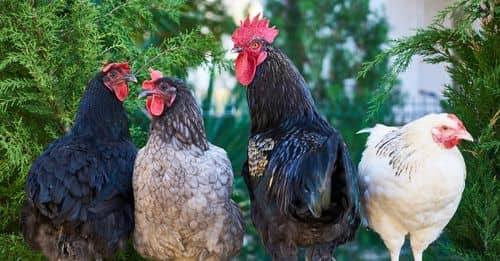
[358,124,400,147]
[358,114,467,261]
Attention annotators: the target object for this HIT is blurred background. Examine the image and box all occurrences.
[0,0,481,260]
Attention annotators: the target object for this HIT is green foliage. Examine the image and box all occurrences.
[0,0,223,258]
[0,234,44,261]
[267,0,389,101]
[361,0,499,259]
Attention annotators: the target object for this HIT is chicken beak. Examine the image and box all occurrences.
[138,90,155,99]
[124,73,138,83]
[231,47,243,53]
[139,87,175,99]
[458,130,474,142]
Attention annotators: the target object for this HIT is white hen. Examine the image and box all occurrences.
[358,113,473,261]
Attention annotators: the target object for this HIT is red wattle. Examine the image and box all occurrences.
[147,95,165,117]
[114,83,129,101]
[235,52,257,86]
[443,138,460,149]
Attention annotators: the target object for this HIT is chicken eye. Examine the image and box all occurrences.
[250,42,260,49]
[109,72,116,78]
[442,126,449,130]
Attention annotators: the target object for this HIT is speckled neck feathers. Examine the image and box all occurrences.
[72,72,130,141]
[374,129,418,178]
[247,46,320,133]
[150,87,208,151]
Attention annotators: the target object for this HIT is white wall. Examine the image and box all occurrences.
[383,0,453,99]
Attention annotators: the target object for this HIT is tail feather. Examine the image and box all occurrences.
[339,137,360,226]
[356,128,373,134]
[357,124,400,148]
[294,133,360,223]
[295,135,338,218]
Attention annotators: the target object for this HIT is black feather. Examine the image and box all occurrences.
[21,71,137,260]
[243,45,360,259]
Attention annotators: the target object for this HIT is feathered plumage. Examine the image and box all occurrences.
[21,64,137,260]
[358,113,473,261]
[232,15,360,261]
[133,72,244,261]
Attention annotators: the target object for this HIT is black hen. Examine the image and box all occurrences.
[232,15,360,260]
[20,63,138,260]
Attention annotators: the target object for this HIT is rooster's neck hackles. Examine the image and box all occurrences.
[247,46,328,133]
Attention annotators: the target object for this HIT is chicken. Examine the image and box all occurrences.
[358,113,474,261]
[132,68,244,261]
[20,63,138,260]
[231,15,360,260]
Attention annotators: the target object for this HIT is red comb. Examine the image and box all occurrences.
[142,67,164,90]
[102,62,131,73]
[149,67,163,81]
[232,14,279,46]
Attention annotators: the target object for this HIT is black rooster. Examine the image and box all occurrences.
[232,15,360,260]
[20,63,138,260]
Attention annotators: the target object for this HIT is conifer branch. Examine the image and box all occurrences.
[0,2,224,258]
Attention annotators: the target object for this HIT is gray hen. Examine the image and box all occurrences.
[133,68,244,261]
